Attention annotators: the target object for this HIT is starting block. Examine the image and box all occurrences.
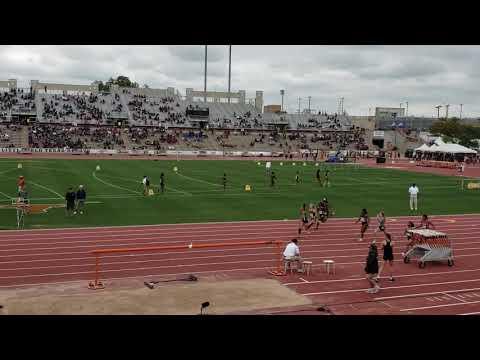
[245,184,251,192]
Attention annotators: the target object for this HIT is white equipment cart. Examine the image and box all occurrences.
[403,229,454,268]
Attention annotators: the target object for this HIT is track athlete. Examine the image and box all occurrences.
[222,173,227,192]
[270,171,277,187]
[323,168,330,187]
[295,171,301,184]
[160,173,165,194]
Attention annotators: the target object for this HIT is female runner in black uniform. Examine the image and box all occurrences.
[306,203,317,231]
[316,169,321,185]
[374,210,386,237]
[378,232,395,282]
[355,208,369,241]
[298,203,309,235]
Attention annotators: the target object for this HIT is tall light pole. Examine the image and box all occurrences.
[227,45,232,104]
[308,96,311,114]
[460,103,463,120]
[280,90,285,112]
[406,101,409,117]
[445,104,450,120]
[435,105,442,119]
[204,45,208,103]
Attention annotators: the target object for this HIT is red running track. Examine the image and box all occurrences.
[2,214,480,315]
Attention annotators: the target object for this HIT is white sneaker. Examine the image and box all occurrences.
[74,211,77,215]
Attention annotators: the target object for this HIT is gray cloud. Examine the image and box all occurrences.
[0,45,479,118]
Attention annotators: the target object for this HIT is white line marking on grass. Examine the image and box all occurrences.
[0,168,18,175]
[176,172,223,187]
[92,172,140,195]
[29,181,63,199]
[97,173,191,195]
[0,191,11,200]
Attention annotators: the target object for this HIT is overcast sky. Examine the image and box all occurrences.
[1,45,479,118]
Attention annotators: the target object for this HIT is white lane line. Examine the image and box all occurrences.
[0,212,477,232]
[444,293,467,303]
[0,264,273,289]
[92,171,140,195]
[459,311,480,315]
[285,267,480,286]
[0,260,277,280]
[303,278,480,296]
[299,278,309,283]
[29,181,63,199]
[400,300,480,312]
[375,287,480,301]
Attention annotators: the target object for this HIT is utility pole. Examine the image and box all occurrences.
[280,90,285,112]
[435,105,442,119]
[445,104,450,120]
[227,45,232,104]
[204,45,208,103]
[308,96,311,114]
[460,103,463,120]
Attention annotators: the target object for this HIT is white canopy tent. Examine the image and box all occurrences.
[414,144,430,152]
[415,141,476,154]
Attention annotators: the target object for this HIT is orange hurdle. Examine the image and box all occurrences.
[88,239,285,290]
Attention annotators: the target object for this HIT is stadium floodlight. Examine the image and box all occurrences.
[204,45,208,103]
[228,45,232,103]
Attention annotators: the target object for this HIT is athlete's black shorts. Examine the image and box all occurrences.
[67,201,75,211]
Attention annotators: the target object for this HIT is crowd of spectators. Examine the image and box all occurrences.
[0,124,21,148]
[28,125,124,149]
[1,89,36,113]
[40,94,105,122]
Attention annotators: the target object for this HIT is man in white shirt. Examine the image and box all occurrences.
[283,238,304,273]
[408,183,419,211]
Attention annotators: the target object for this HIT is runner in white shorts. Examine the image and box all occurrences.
[408,183,419,211]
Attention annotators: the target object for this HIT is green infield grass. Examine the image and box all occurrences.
[0,158,477,229]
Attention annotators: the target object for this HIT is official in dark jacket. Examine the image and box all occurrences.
[75,185,86,215]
